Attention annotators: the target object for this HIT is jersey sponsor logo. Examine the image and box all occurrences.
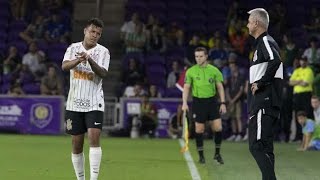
[94,122,101,125]
[73,70,94,81]
[73,98,91,108]
[66,119,72,130]
[30,103,53,129]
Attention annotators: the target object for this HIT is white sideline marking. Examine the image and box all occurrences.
[179,139,201,180]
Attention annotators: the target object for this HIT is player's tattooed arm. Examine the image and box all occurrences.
[87,56,108,78]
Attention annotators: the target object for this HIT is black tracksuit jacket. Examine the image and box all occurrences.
[248,32,284,118]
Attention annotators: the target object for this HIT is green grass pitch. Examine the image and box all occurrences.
[0,134,319,180]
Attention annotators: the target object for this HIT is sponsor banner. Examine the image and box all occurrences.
[122,98,182,138]
[0,96,64,134]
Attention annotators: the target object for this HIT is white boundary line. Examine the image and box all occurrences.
[179,139,202,180]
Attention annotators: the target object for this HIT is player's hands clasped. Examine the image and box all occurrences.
[76,52,89,63]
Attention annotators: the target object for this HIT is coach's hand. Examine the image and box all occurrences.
[251,83,259,95]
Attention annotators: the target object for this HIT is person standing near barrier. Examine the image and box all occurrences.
[247,8,283,180]
[62,18,110,180]
[182,47,227,165]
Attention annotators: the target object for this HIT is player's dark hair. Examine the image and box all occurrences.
[86,18,104,28]
[194,47,208,55]
[296,111,307,117]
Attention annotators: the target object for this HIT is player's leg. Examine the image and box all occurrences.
[192,98,207,164]
[249,110,276,180]
[209,98,224,164]
[65,111,86,180]
[210,119,224,164]
[195,122,206,163]
[86,111,103,180]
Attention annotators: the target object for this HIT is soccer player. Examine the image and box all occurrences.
[247,8,283,180]
[61,18,110,180]
[182,47,226,164]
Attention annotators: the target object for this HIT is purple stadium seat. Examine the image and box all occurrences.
[8,41,28,57]
[146,64,167,75]
[47,50,65,65]
[167,1,187,11]
[0,42,6,53]
[122,52,144,69]
[166,87,182,98]
[145,54,165,65]
[8,20,28,31]
[50,42,68,52]
[1,83,10,94]
[37,41,49,53]
[23,83,40,94]
[148,1,166,11]
[148,76,166,87]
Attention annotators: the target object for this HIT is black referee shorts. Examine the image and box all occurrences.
[192,97,220,123]
[65,110,104,135]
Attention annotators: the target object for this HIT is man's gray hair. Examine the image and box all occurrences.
[248,8,269,29]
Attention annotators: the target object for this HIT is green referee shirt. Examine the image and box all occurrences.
[185,64,223,98]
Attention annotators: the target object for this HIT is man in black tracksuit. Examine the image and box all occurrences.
[246,8,283,180]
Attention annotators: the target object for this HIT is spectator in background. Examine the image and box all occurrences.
[22,42,46,79]
[289,57,314,141]
[229,30,248,54]
[208,39,228,64]
[185,34,202,65]
[166,22,184,47]
[303,7,320,35]
[123,82,145,97]
[167,60,181,88]
[225,60,245,142]
[10,0,28,20]
[302,37,320,72]
[120,12,140,40]
[40,66,63,95]
[7,81,25,96]
[17,64,35,85]
[207,30,222,50]
[168,104,183,139]
[147,24,166,53]
[3,46,21,75]
[311,96,320,125]
[44,13,70,43]
[19,14,47,44]
[148,84,162,98]
[121,58,144,86]
[140,94,158,137]
[124,22,147,53]
[296,111,320,151]
[281,33,298,70]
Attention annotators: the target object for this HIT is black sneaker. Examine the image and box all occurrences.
[198,157,206,164]
[214,154,224,165]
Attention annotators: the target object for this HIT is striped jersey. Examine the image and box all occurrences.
[63,42,110,112]
[248,32,283,117]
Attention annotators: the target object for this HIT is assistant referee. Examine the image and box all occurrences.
[182,47,227,165]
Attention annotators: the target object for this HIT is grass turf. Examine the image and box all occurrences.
[0,135,318,180]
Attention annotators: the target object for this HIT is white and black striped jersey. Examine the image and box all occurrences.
[63,42,110,112]
[248,32,283,117]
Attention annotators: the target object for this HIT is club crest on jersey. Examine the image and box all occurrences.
[208,78,214,83]
[253,50,258,62]
[196,77,200,80]
[30,103,53,129]
[66,119,72,130]
[193,113,197,119]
